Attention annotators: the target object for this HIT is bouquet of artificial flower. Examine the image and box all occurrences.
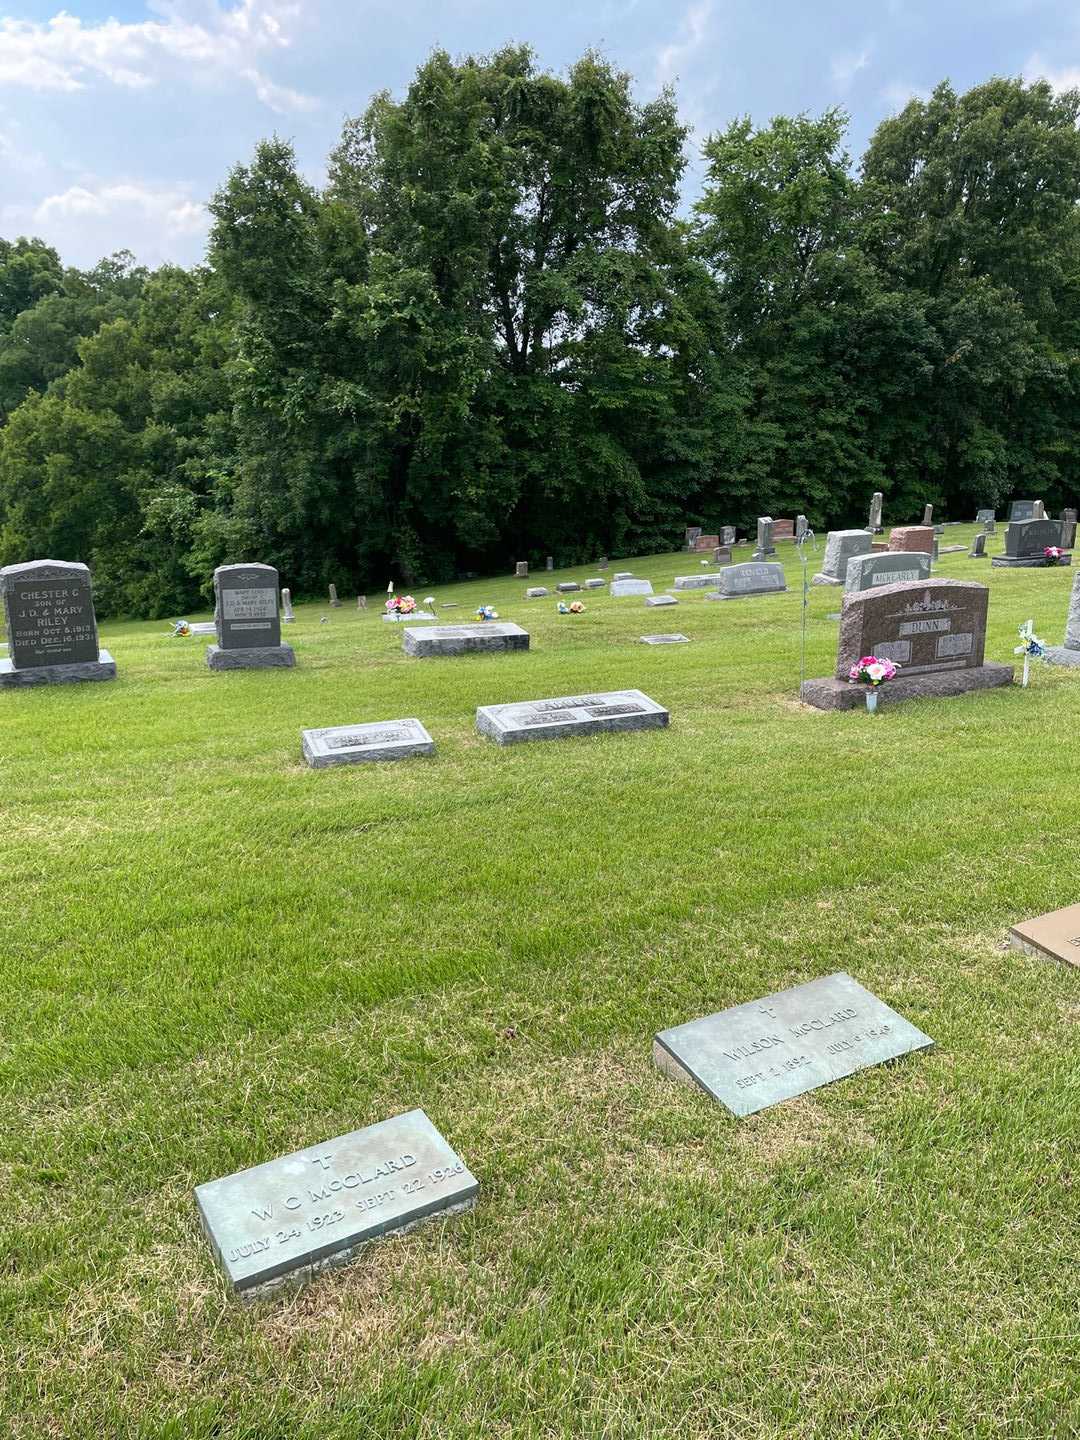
[170,620,191,637]
[848,655,899,686]
[385,594,417,614]
[476,605,498,621]
[568,600,585,613]
[1014,626,1045,659]
[1044,546,1064,566]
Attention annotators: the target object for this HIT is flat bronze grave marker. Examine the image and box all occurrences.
[196,1109,478,1296]
[1008,904,1080,970]
[654,972,933,1118]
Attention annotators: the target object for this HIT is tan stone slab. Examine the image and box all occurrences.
[1009,904,1080,970]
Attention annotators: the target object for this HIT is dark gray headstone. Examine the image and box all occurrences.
[208,563,294,669]
[654,972,933,1118]
[0,559,115,686]
[476,689,668,745]
[545,556,554,571]
[1009,500,1036,521]
[968,533,987,558]
[976,508,995,527]
[328,584,341,608]
[720,526,736,546]
[922,504,933,526]
[992,518,1068,568]
[195,1109,477,1296]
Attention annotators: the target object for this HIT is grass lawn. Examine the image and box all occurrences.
[2,530,1078,1439]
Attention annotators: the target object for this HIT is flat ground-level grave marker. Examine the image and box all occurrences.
[195,1109,478,1297]
[302,719,435,768]
[403,623,528,657]
[654,972,933,1118]
[1009,903,1080,970]
[476,689,668,744]
[641,633,690,645]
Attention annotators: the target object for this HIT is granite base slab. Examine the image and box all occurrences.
[0,650,116,687]
[800,662,1014,710]
[207,643,295,670]
[990,555,1072,568]
[382,611,436,622]
[1043,645,1080,668]
[302,719,435,767]
[476,689,668,744]
[403,623,529,657]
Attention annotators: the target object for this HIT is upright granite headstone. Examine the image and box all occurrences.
[844,551,931,593]
[968,533,987,559]
[812,529,873,585]
[720,526,736,546]
[684,527,702,551]
[1009,500,1036,521]
[709,562,786,600]
[476,689,668,745]
[800,578,1013,709]
[515,561,528,579]
[753,516,776,560]
[772,519,795,542]
[868,492,883,533]
[922,504,934,526]
[888,525,936,554]
[976,508,995,533]
[0,559,116,687]
[1062,520,1077,550]
[1061,508,1078,525]
[357,594,367,610]
[545,556,554,571]
[195,1109,477,1296]
[713,546,733,565]
[796,514,809,542]
[281,587,295,623]
[654,972,933,1118]
[611,578,654,597]
[991,518,1069,568]
[692,534,719,552]
[328,584,341,608]
[208,563,295,670]
[1033,500,1046,519]
[1043,570,1080,668]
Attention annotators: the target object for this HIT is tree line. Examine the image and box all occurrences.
[1,51,1078,617]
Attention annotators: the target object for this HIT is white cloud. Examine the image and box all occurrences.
[1024,55,1080,94]
[879,79,929,112]
[27,180,211,264]
[0,1,314,113]
[654,0,713,88]
[830,48,871,91]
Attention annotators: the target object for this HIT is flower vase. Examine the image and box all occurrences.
[866,689,878,714]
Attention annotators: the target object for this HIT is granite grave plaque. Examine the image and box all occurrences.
[1008,902,1080,970]
[641,633,690,644]
[611,578,654,597]
[654,971,933,1118]
[403,622,529,658]
[800,578,1013,708]
[844,550,931,593]
[673,574,719,591]
[195,1109,477,1295]
[208,563,294,669]
[476,689,668,745]
[709,562,786,600]
[812,529,873,585]
[302,719,435,768]
[646,594,678,607]
[0,559,115,686]
[613,571,633,581]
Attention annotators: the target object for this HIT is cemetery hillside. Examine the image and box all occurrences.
[2,43,1080,1440]
[2,538,1080,1436]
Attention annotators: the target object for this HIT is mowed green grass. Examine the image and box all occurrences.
[1,531,1079,1439]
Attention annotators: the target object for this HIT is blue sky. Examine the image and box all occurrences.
[1,0,1077,269]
